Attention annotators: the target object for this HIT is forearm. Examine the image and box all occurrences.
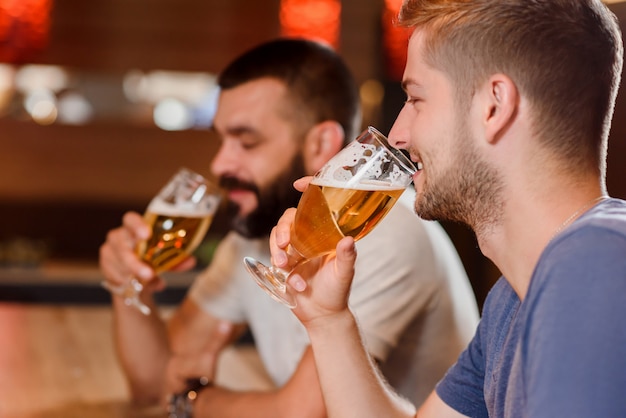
[194,387,286,418]
[307,310,416,418]
[112,293,170,404]
[192,362,327,418]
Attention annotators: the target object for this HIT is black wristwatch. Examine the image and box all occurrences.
[167,377,212,418]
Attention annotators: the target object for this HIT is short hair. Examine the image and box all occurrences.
[398,0,623,176]
[218,38,361,144]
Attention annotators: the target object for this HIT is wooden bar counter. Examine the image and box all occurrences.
[0,263,272,417]
[0,302,164,418]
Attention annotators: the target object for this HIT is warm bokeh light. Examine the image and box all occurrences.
[153,98,193,131]
[0,0,52,63]
[383,0,410,81]
[280,0,341,50]
[360,79,384,107]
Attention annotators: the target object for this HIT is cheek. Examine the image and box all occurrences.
[254,150,298,190]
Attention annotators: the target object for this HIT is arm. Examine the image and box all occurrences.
[192,346,326,418]
[100,211,203,404]
[100,211,171,403]
[271,200,465,418]
[166,287,327,418]
[165,297,244,395]
[102,213,326,417]
[296,240,465,418]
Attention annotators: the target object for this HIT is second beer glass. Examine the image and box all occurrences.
[244,126,416,308]
[103,167,222,315]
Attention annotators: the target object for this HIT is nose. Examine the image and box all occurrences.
[210,140,239,178]
[387,105,411,151]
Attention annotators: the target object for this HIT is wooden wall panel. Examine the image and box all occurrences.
[34,0,282,73]
[0,120,219,205]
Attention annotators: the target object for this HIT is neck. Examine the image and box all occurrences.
[477,181,605,301]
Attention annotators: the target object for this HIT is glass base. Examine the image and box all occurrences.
[243,257,297,308]
[101,278,152,315]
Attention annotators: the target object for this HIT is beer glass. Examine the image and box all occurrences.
[244,126,416,308]
[102,167,222,315]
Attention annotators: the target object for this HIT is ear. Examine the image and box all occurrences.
[302,120,345,173]
[481,74,518,144]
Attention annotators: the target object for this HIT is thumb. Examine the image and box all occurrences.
[334,237,357,287]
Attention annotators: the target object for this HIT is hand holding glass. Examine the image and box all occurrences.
[244,126,416,308]
[102,167,222,315]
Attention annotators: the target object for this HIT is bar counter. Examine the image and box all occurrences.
[0,262,189,417]
[0,302,164,417]
[0,262,273,416]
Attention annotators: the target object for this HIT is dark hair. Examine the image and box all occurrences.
[218,38,361,143]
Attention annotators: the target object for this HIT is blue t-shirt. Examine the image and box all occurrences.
[436,198,626,417]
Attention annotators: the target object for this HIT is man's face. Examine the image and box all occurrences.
[210,78,306,238]
[389,31,502,229]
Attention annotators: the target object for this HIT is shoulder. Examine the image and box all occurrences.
[528,198,626,313]
[517,201,626,417]
[535,198,626,285]
[552,198,626,246]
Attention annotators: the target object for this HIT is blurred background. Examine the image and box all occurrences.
[1,0,625,309]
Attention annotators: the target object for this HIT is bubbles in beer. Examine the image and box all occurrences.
[139,173,221,272]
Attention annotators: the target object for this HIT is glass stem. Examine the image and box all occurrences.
[270,244,308,291]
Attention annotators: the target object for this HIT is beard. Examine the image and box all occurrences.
[220,153,306,239]
[415,116,503,234]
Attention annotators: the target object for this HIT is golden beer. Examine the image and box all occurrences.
[137,211,213,272]
[244,126,416,308]
[290,183,404,260]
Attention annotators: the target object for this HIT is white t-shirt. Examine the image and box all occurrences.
[189,190,480,405]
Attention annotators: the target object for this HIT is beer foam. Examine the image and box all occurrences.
[313,142,412,189]
[311,177,406,190]
[147,196,219,217]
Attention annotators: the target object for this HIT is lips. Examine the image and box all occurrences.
[409,151,423,171]
[227,188,253,200]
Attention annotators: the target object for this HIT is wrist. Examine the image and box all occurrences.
[167,377,212,418]
[306,308,357,339]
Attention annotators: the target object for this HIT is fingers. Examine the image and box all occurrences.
[269,208,297,268]
[165,355,194,395]
[286,237,356,295]
[287,273,307,292]
[165,320,234,396]
[293,176,313,192]
[99,211,155,287]
[122,211,152,241]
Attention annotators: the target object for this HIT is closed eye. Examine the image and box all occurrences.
[405,97,422,105]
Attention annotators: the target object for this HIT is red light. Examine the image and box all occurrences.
[280,0,341,50]
[382,0,410,81]
[0,0,52,63]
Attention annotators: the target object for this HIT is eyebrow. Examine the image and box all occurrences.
[401,78,423,92]
[210,123,256,138]
[226,125,256,137]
